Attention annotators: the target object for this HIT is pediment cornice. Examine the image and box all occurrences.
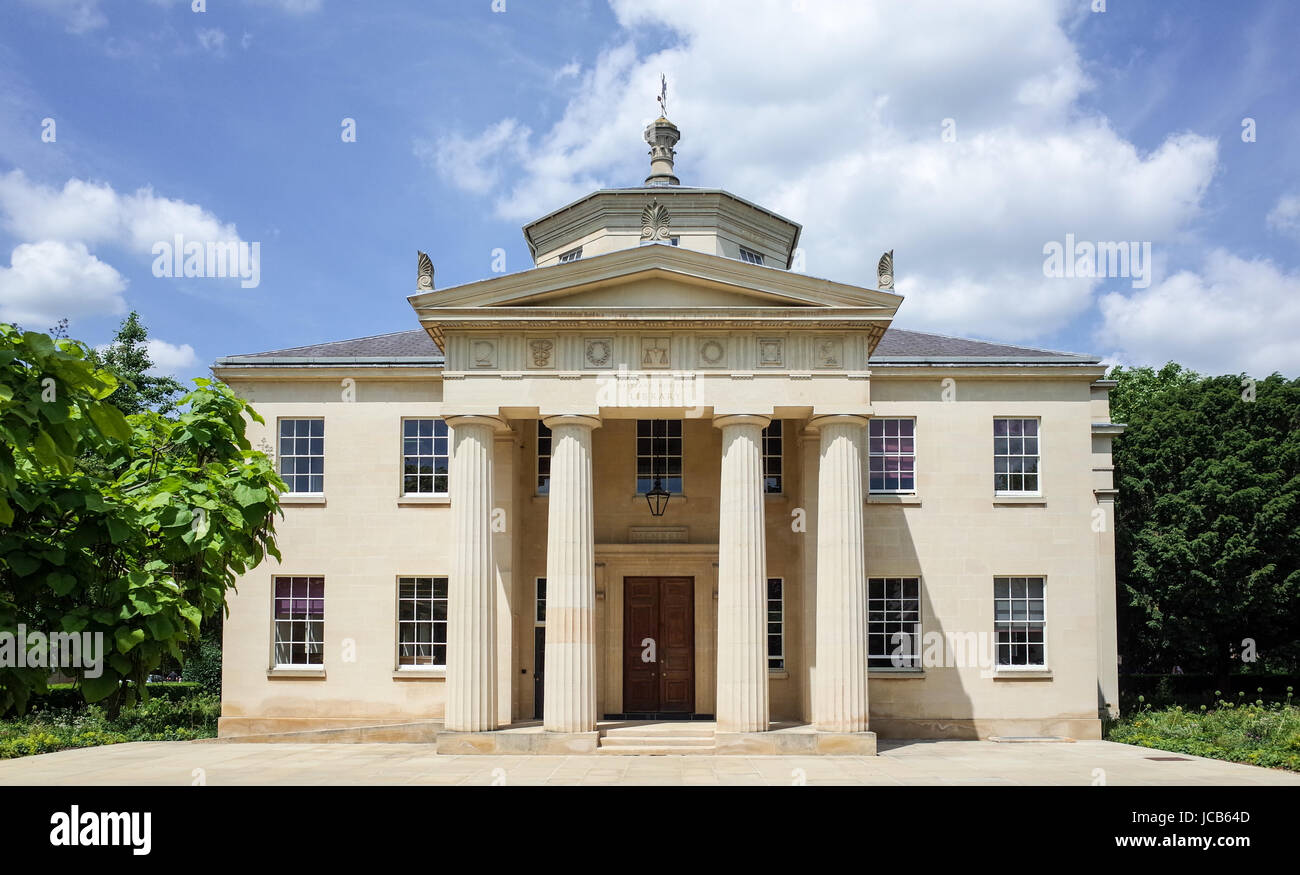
[408,245,902,313]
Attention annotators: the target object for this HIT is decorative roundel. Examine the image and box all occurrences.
[878,273,894,289]
[700,339,725,365]
[586,339,611,367]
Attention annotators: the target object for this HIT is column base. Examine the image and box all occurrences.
[715,728,877,756]
[436,728,599,755]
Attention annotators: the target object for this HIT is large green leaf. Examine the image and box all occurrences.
[88,403,131,441]
[80,669,120,703]
[114,627,146,653]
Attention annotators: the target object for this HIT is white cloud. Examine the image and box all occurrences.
[20,0,107,34]
[1266,193,1300,240]
[0,171,247,327]
[1098,250,1300,376]
[196,28,227,56]
[0,241,127,326]
[430,0,1221,344]
[144,338,198,374]
[418,119,532,196]
[0,171,243,256]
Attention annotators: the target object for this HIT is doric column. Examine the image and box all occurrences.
[542,415,601,732]
[810,415,869,733]
[444,415,503,732]
[714,414,771,733]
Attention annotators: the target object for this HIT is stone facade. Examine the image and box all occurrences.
[213,118,1121,747]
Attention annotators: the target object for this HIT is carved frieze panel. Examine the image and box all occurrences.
[470,337,498,369]
[813,335,843,369]
[584,337,614,369]
[527,337,556,369]
[640,336,672,369]
[697,336,726,368]
[757,336,785,368]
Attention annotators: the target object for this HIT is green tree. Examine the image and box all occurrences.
[0,323,282,715]
[1109,363,1300,678]
[93,311,186,416]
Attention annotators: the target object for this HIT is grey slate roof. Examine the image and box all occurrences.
[214,327,1097,367]
[216,330,444,365]
[870,328,1098,363]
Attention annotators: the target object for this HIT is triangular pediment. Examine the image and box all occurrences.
[408,245,902,313]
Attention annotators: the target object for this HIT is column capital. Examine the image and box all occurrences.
[807,413,870,431]
[541,414,602,431]
[712,413,771,430]
[444,413,510,433]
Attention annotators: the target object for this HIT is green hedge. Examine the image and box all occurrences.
[1120,673,1299,713]
[0,691,220,758]
[3,682,202,717]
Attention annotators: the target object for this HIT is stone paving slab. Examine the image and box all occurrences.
[0,739,1297,785]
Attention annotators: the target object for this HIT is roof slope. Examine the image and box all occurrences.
[215,327,1096,367]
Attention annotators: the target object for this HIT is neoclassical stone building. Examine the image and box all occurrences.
[214,115,1122,754]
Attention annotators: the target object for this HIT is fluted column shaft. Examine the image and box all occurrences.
[714,414,771,733]
[542,415,601,732]
[445,416,500,732]
[812,415,869,733]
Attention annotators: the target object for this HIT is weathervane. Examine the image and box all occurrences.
[657,73,668,118]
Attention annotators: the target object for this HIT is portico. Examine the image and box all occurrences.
[435,401,878,753]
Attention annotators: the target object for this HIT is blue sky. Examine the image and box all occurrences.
[0,0,1296,381]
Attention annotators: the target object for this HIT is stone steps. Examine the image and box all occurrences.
[597,722,716,754]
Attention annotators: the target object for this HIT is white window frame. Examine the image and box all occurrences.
[993,417,1042,497]
[278,418,324,495]
[636,419,683,494]
[396,576,449,670]
[867,577,923,670]
[993,576,1047,669]
[401,417,450,497]
[536,420,552,496]
[761,420,783,494]
[767,578,785,672]
[558,246,583,263]
[535,577,546,627]
[868,417,917,494]
[738,246,764,265]
[272,576,324,669]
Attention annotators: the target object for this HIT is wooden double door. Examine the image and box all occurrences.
[623,577,695,714]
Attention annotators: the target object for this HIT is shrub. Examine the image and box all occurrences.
[1107,695,1300,772]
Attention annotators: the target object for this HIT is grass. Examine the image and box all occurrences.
[0,692,220,759]
[1106,688,1300,771]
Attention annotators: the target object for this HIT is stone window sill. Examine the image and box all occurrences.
[280,494,326,506]
[869,669,926,678]
[768,670,789,679]
[992,495,1046,506]
[868,494,921,506]
[393,669,446,679]
[397,495,450,506]
[266,667,326,679]
[992,668,1053,679]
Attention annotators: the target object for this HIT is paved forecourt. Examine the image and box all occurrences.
[1,739,1297,786]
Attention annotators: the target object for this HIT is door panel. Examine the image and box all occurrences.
[622,577,695,714]
[533,627,545,719]
[623,578,660,712]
